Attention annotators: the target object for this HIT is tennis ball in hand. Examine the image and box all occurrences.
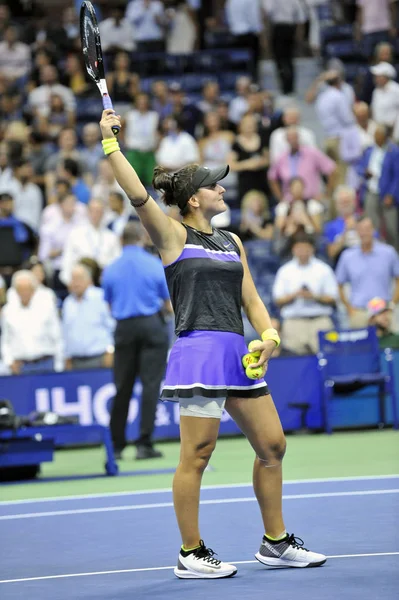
[245,364,265,380]
[248,339,262,358]
[242,353,257,368]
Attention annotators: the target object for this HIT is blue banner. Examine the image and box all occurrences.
[0,352,397,444]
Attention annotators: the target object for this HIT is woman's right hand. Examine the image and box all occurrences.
[100,109,121,140]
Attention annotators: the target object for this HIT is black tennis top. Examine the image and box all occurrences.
[164,225,244,336]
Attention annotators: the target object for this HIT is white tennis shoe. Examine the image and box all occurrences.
[255,533,327,568]
[174,540,238,579]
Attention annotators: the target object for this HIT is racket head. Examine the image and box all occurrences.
[80,0,105,83]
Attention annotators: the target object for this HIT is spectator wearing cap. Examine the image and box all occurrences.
[0,25,31,84]
[269,106,316,164]
[1,270,63,375]
[99,4,135,53]
[156,115,200,173]
[125,0,167,53]
[124,93,159,187]
[359,42,397,106]
[63,264,115,370]
[268,126,336,203]
[60,199,120,285]
[370,62,399,139]
[272,233,338,355]
[367,297,399,349]
[356,124,399,248]
[336,217,399,328]
[324,186,360,267]
[355,0,397,58]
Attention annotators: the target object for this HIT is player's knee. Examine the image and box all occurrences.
[257,436,287,465]
[191,439,217,473]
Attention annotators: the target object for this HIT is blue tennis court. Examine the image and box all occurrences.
[1,475,398,599]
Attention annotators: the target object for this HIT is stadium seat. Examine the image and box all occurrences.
[318,327,399,433]
[324,40,361,61]
[321,24,354,49]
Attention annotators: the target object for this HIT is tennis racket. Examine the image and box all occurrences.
[80,0,120,136]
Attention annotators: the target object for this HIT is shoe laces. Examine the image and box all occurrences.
[193,540,221,565]
[286,533,309,552]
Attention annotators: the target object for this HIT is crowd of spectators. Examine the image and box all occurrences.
[1,0,399,375]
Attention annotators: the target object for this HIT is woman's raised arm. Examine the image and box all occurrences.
[100,110,184,252]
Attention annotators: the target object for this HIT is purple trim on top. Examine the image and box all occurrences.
[164,246,241,268]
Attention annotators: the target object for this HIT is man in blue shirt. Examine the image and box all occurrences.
[336,216,399,328]
[62,264,115,370]
[102,221,172,460]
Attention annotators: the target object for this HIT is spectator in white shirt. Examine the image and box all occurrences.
[272,233,338,354]
[99,5,135,53]
[226,0,262,80]
[155,116,200,172]
[28,64,76,118]
[6,260,57,308]
[63,264,114,370]
[124,93,159,186]
[106,191,136,237]
[0,25,31,83]
[60,199,121,285]
[1,270,63,374]
[370,62,399,139]
[39,193,87,281]
[125,0,166,52]
[0,159,43,232]
[269,106,316,164]
[353,101,377,151]
[41,179,87,230]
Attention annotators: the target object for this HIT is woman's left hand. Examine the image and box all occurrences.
[249,339,277,372]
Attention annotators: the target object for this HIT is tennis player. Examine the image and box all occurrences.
[99,109,327,579]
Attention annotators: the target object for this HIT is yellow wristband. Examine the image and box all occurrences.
[261,328,280,348]
[102,138,120,156]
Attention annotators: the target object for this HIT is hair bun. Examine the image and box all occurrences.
[152,167,175,206]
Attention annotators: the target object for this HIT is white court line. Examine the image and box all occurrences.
[1,489,398,521]
[1,552,398,585]
[1,474,398,506]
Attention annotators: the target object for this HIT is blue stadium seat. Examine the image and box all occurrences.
[324,40,360,60]
[321,24,354,48]
[76,98,103,122]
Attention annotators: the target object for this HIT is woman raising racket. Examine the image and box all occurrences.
[99,109,326,579]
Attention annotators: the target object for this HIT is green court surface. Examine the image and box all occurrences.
[1,430,398,502]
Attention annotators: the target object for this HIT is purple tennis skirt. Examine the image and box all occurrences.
[161,330,269,400]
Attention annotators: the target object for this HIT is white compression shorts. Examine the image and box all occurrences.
[179,396,226,419]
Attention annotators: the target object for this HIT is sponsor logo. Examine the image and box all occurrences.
[324,330,369,343]
[223,242,234,250]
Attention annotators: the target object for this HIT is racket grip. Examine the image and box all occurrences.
[102,94,120,136]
